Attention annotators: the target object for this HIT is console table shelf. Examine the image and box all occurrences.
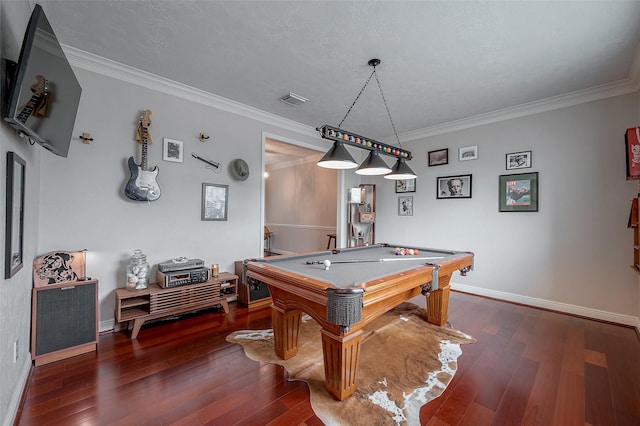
[115,272,238,339]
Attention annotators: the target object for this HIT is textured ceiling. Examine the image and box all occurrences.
[40,1,640,146]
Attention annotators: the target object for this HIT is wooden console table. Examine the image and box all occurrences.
[115,272,238,339]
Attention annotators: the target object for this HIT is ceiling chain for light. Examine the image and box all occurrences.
[337,58,401,147]
[316,58,416,179]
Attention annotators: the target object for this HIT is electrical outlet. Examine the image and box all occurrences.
[14,339,19,363]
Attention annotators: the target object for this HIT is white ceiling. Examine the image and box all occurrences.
[39,1,640,152]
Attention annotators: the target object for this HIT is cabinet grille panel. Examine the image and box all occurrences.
[35,282,97,356]
[150,284,220,312]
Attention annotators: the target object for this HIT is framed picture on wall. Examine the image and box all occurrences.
[506,150,532,170]
[499,172,538,212]
[398,196,413,216]
[163,138,184,163]
[5,152,25,278]
[395,179,416,193]
[458,145,478,161]
[201,183,228,221]
[428,148,448,166]
[437,174,472,199]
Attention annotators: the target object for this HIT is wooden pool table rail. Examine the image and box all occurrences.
[245,249,474,400]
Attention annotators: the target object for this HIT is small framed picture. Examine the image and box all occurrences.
[163,138,184,163]
[398,196,413,216]
[506,150,532,170]
[459,145,478,161]
[437,174,472,199]
[428,148,448,167]
[499,172,538,212]
[201,183,228,221]
[395,179,416,193]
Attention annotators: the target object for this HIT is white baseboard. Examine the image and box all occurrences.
[100,320,115,333]
[452,282,640,329]
[3,355,31,426]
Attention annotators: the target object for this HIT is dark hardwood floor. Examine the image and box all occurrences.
[15,291,640,425]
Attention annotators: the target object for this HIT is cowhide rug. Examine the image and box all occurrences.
[226,302,475,425]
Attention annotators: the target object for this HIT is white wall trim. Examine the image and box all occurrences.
[269,155,321,171]
[265,223,336,232]
[63,44,640,148]
[63,45,317,139]
[398,78,640,141]
[2,356,31,426]
[452,282,640,328]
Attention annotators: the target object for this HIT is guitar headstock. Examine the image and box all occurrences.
[31,75,48,97]
[140,109,152,128]
[136,109,152,144]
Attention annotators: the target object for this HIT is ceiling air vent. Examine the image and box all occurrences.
[280,92,308,106]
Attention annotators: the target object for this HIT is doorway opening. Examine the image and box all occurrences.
[263,137,337,255]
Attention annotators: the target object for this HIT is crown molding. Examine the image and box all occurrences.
[63,44,639,144]
[399,78,640,142]
[61,44,317,139]
[629,41,640,91]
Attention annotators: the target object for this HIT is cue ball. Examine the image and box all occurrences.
[323,259,331,270]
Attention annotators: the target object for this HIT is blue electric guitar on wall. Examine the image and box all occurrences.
[125,110,161,201]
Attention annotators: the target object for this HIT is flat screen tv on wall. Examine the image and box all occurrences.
[2,4,82,158]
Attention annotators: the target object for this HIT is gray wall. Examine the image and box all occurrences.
[0,2,42,425]
[371,94,640,322]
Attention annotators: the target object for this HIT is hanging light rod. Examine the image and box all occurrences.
[316,124,412,161]
[316,58,416,179]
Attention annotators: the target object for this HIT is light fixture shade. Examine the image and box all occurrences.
[355,151,391,175]
[383,158,417,180]
[317,141,358,169]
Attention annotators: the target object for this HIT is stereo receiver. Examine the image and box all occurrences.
[156,268,210,288]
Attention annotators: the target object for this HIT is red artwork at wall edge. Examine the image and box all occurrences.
[625,127,640,180]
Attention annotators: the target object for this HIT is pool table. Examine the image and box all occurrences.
[245,243,474,400]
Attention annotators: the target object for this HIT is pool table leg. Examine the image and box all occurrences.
[425,275,452,326]
[271,306,302,359]
[320,329,363,401]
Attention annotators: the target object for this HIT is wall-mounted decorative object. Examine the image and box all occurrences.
[124,110,161,202]
[163,138,184,163]
[5,152,26,278]
[625,127,640,179]
[506,150,532,170]
[499,172,538,212]
[230,159,250,181]
[437,174,472,199]
[458,145,478,161]
[191,152,221,173]
[428,148,448,167]
[202,183,228,221]
[79,133,94,144]
[398,196,413,216]
[395,179,416,193]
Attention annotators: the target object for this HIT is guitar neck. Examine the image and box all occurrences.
[141,138,148,170]
[16,94,41,124]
